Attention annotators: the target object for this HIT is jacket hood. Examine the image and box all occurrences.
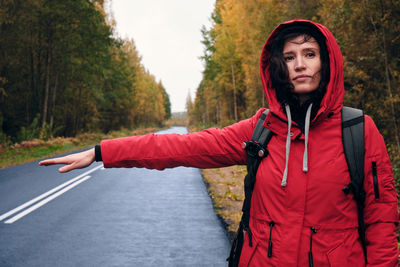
[260,19,344,120]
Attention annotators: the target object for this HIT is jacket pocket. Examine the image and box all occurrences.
[238,233,259,267]
[326,242,346,267]
[326,232,365,267]
[367,156,397,203]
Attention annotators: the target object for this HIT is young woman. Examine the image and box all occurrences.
[40,19,399,266]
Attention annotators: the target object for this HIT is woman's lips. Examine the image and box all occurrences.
[293,75,312,81]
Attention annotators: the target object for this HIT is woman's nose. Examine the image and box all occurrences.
[294,58,306,71]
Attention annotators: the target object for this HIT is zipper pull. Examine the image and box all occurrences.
[309,227,317,267]
[268,221,275,258]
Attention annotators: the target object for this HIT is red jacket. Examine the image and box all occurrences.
[101,19,398,266]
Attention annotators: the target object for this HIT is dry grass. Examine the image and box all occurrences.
[202,165,246,242]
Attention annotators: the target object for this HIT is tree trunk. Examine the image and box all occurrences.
[42,41,51,129]
[231,62,238,121]
[36,28,43,115]
[217,100,221,127]
[49,72,58,132]
[73,86,82,135]
[29,30,35,125]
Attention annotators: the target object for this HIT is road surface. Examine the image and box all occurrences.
[0,127,230,267]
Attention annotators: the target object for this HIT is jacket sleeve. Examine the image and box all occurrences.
[100,108,267,170]
[363,115,399,266]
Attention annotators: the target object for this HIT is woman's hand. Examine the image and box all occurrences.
[39,148,95,173]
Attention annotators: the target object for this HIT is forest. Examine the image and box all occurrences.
[187,0,400,183]
[0,0,171,143]
[0,0,398,182]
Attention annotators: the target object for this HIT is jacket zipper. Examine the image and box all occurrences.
[372,161,380,199]
[268,221,275,257]
[309,227,317,267]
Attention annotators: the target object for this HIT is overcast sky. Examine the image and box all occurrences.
[109,0,216,112]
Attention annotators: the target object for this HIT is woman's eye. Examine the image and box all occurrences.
[306,52,315,58]
[284,56,294,61]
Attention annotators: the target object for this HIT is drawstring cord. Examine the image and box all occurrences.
[268,221,275,258]
[282,103,313,187]
[303,103,313,172]
[282,105,292,187]
[308,227,317,267]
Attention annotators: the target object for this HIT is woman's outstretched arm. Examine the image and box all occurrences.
[39,108,266,173]
[39,148,95,173]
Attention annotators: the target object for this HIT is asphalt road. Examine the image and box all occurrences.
[0,127,230,267]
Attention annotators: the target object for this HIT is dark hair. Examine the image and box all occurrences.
[269,25,330,109]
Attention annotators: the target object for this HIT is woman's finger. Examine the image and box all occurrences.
[39,159,58,166]
[39,149,94,172]
[39,157,70,166]
[59,164,74,173]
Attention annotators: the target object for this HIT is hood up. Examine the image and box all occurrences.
[260,19,345,121]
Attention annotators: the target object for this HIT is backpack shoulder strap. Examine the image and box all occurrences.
[341,106,367,261]
[242,109,274,238]
[227,109,273,266]
[251,109,273,145]
[342,106,365,189]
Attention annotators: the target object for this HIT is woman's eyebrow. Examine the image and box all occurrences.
[302,46,319,52]
[283,48,318,54]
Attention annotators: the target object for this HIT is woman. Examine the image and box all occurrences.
[40,19,399,266]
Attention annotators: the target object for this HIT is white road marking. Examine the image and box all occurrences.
[0,164,103,222]
[4,175,92,224]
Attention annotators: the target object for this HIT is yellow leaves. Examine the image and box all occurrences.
[132,68,168,125]
[355,70,369,81]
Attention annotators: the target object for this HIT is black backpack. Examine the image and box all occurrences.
[227,106,366,266]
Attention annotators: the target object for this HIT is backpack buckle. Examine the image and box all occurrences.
[342,182,354,195]
[242,141,268,158]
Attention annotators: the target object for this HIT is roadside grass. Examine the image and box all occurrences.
[0,143,75,168]
[202,164,246,242]
[0,127,160,169]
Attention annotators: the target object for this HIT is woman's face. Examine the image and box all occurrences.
[283,35,321,97]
